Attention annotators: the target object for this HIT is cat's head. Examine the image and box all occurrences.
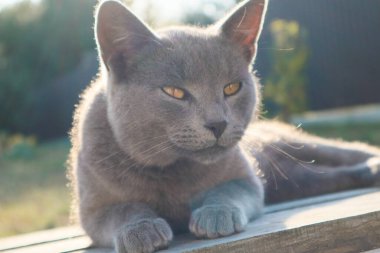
[95,0,267,166]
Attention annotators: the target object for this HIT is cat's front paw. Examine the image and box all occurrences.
[189,204,248,239]
[113,218,173,253]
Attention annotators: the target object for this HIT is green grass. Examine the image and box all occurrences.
[0,139,71,238]
[0,122,379,238]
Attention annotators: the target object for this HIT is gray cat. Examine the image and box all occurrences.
[68,0,380,252]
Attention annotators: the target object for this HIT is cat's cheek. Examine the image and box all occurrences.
[227,89,255,122]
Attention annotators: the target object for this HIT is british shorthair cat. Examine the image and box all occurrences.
[69,0,380,252]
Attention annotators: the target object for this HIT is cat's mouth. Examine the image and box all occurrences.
[195,144,226,153]
[169,136,235,163]
[190,144,230,164]
[175,143,228,158]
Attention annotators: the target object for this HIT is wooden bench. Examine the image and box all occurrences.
[1,188,380,253]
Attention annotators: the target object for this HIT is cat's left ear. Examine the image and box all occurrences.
[216,0,267,62]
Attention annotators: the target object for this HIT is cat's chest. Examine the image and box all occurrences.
[135,171,221,232]
[122,166,224,208]
[126,171,208,203]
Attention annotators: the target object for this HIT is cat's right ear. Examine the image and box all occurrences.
[95,0,158,77]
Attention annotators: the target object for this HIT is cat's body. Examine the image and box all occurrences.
[71,77,263,241]
[69,1,380,252]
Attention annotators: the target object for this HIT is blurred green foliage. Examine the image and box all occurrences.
[263,19,309,120]
[0,0,96,134]
[0,132,37,160]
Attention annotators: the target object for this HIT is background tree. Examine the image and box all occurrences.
[263,19,309,120]
[0,0,96,136]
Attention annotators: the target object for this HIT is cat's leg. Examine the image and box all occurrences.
[189,177,264,239]
[80,203,173,253]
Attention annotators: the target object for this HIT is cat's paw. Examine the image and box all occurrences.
[113,218,173,253]
[189,204,248,239]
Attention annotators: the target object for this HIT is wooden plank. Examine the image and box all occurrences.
[264,187,378,213]
[2,188,380,253]
[176,212,380,253]
[158,190,380,253]
[0,236,91,253]
[70,248,114,253]
[0,226,85,251]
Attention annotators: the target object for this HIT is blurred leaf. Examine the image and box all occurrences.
[0,0,96,135]
[263,19,310,120]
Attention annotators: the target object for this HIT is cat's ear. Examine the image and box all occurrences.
[216,0,267,62]
[95,0,158,75]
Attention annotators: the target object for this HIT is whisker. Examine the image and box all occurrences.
[261,152,289,180]
[279,141,305,150]
[130,140,172,157]
[268,144,324,174]
[241,139,301,188]
[95,151,121,164]
[127,134,168,154]
[122,143,174,175]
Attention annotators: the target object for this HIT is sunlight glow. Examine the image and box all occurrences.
[131,0,235,26]
[0,0,236,25]
[0,0,40,10]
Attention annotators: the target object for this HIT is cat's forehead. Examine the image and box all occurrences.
[158,28,241,63]
[153,27,249,85]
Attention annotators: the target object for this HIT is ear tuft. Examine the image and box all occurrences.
[216,0,268,62]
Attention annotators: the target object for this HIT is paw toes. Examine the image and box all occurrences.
[216,211,234,236]
[140,234,154,253]
[189,212,205,237]
[205,214,217,238]
[113,218,173,253]
[148,229,162,248]
[189,205,247,239]
[154,218,173,243]
[232,211,247,232]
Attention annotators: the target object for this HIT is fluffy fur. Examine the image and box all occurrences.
[69,1,380,252]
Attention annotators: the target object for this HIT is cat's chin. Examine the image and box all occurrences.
[176,145,232,165]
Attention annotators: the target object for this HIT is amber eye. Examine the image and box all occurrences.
[224,82,241,96]
[162,86,185,99]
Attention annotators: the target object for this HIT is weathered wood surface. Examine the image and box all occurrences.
[0,226,88,252]
[1,188,380,253]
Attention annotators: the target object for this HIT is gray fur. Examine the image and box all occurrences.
[69,1,380,253]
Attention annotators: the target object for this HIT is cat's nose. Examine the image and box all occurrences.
[204,120,227,139]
